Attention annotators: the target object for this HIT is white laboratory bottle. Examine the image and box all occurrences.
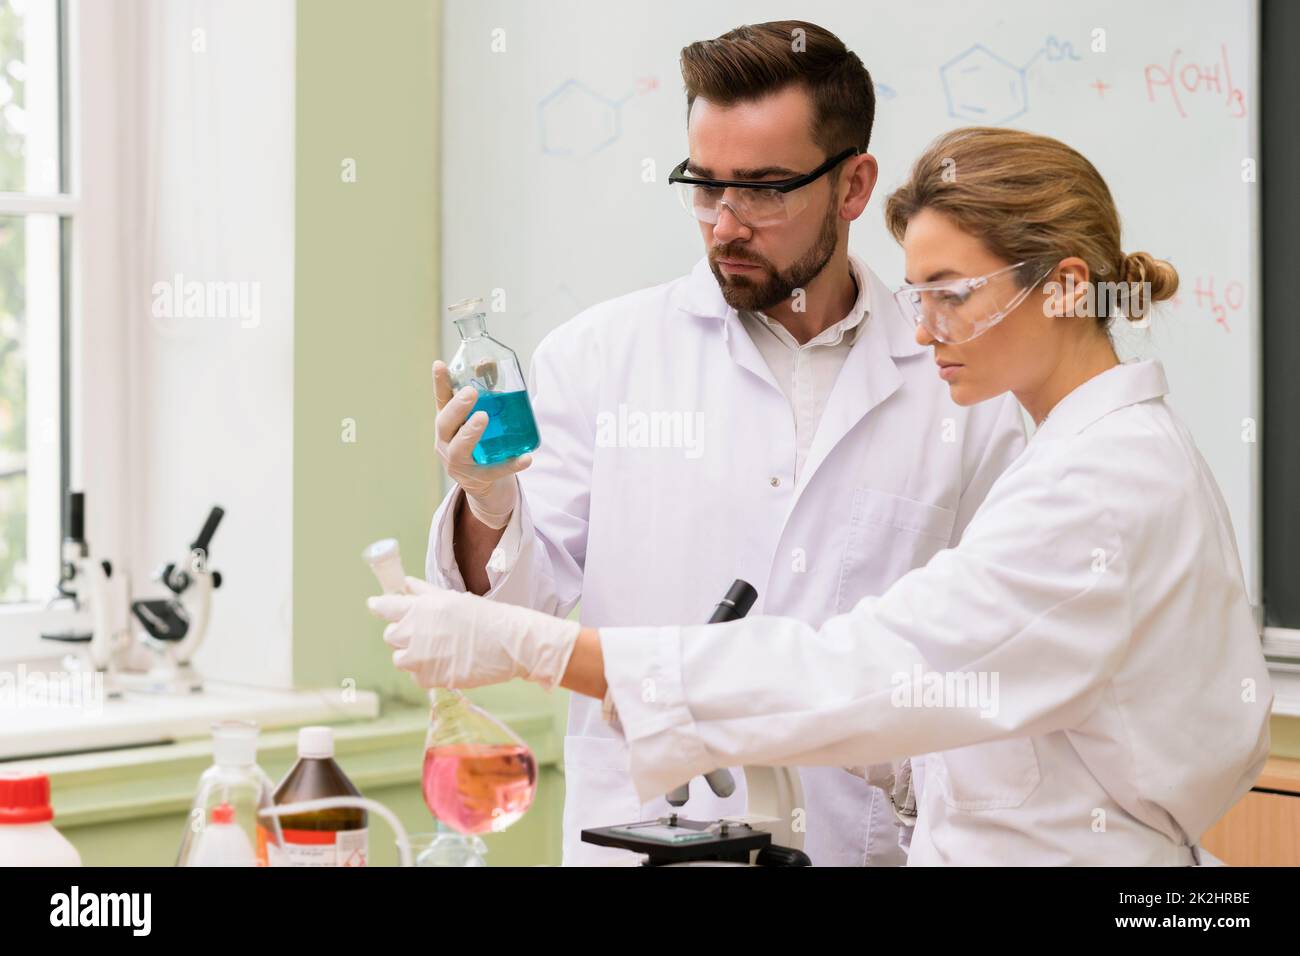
[176,720,285,867]
[0,772,82,866]
[188,802,258,866]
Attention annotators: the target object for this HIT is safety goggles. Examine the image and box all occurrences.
[668,147,859,228]
[893,262,1053,345]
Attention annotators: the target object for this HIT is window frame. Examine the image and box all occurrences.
[0,0,128,661]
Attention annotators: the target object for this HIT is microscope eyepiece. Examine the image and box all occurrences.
[709,579,758,623]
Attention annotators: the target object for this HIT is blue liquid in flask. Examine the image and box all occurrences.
[470,390,540,465]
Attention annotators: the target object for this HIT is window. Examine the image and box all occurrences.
[0,0,69,605]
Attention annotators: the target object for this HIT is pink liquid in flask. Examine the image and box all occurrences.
[421,742,537,834]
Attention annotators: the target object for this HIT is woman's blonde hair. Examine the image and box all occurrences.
[884,127,1178,325]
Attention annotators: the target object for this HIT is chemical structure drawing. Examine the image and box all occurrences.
[537,76,658,158]
[940,36,1082,124]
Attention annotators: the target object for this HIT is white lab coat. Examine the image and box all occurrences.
[427,255,1027,865]
[600,359,1273,865]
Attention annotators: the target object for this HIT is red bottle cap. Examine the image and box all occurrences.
[211,802,235,824]
[0,773,55,824]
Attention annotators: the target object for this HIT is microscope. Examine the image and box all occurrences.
[120,504,225,694]
[41,491,225,695]
[581,581,813,867]
[40,492,128,695]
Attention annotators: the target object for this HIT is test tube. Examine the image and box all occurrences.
[362,538,408,595]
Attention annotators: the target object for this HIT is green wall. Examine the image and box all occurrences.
[291,0,565,864]
[294,0,441,704]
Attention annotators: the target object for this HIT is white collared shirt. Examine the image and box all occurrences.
[737,262,869,482]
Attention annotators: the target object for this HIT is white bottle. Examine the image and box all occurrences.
[0,772,82,866]
[188,802,257,867]
[175,720,285,867]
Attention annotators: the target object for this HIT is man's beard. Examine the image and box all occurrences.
[709,201,840,312]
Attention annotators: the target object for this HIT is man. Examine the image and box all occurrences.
[425,20,1025,865]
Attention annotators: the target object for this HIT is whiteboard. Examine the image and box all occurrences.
[441,0,1261,602]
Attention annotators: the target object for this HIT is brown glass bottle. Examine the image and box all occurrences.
[273,726,369,867]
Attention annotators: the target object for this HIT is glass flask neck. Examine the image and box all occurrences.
[454,314,487,341]
[426,687,525,748]
[429,687,467,710]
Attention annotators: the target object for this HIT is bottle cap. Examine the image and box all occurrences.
[298,726,335,759]
[211,719,259,767]
[211,802,235,825]
[0,772,54,824]
[447,297,484,317]
[361,538,398,563]
[362,538,407,595]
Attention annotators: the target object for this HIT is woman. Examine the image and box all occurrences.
[370,127,1272,865]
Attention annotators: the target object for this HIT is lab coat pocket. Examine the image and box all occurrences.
[837,489,957,611]
[561,734,641,866]
[932,738,1042,811]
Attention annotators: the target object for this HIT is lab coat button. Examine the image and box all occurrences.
[770,477,781,487]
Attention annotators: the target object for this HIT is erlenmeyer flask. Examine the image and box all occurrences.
[445,297,540,465]
[421,687,537,835]
[176,720,284,866]
[363,539,538,836]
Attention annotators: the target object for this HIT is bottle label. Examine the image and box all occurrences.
[256,825,290,867]
[256,824,269,867]
[280,828,368,867]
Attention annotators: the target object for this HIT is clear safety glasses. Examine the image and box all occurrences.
[668,147,859,228]
[893,261,1053,345]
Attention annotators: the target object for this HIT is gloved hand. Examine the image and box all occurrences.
[367,576,581,690]
[433,360,532,529]
[845,759,918,825]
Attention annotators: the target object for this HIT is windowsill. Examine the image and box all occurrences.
[0,668,381,761]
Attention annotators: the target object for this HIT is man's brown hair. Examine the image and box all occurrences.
[680,20,876,157]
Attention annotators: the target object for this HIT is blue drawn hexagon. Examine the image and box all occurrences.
[538,80,622,158]
[940,45,1028,124]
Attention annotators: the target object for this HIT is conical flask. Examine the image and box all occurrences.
[420,686,537,835]
[176,720,285,866]
[445,297,540,465]
[363,539,537,835]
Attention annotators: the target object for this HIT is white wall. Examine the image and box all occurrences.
[443,0,1261,604]
[82,0,297,687]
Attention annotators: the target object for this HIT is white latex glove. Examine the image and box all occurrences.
[844,759,918,825]
[367,576,580,690]
[434,361,532,529]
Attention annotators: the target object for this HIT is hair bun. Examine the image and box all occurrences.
[1121,251,1179,307]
